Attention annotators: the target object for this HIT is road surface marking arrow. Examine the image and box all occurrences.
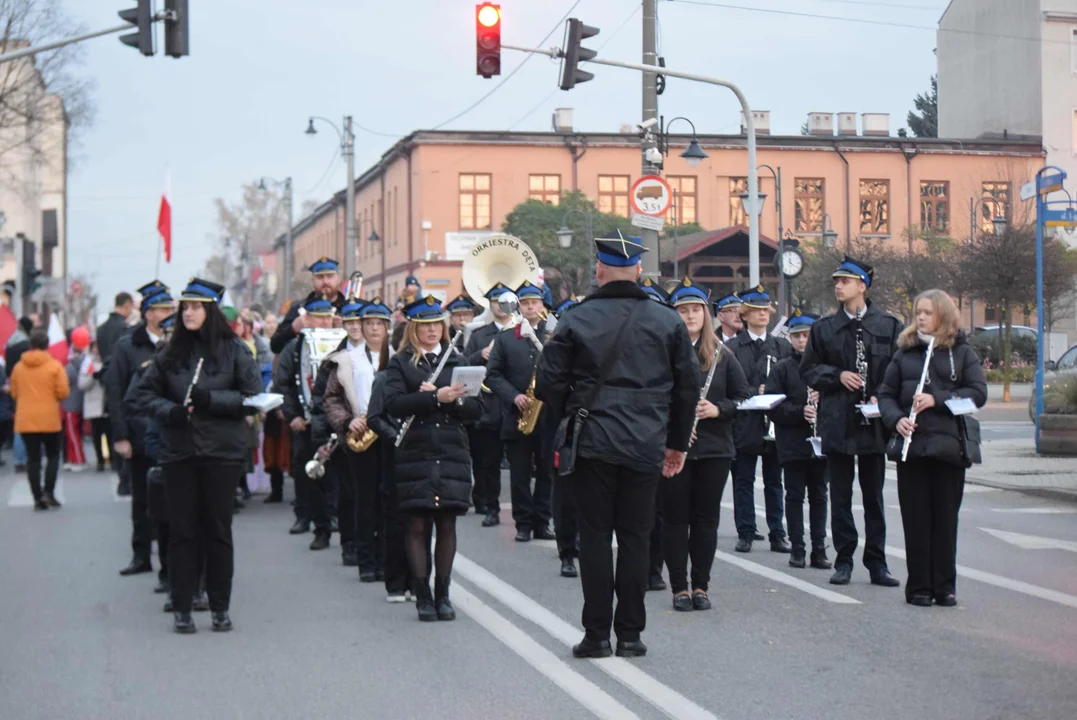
[980,527,1077,553]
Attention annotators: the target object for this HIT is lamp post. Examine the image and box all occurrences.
[258,176,293,309]
[821,213,839,250]
[967,195,1008,331]
[306,116,356,276]
[556,207,596,294]
[755,165,785,315]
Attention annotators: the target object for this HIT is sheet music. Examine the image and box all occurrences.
[450,366,487,397]
[857,402,881,419]
[945,397,978,416]
[738,394,786,411]
[243,393,284,413]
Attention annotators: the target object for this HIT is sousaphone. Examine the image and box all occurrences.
[461,233,542,344]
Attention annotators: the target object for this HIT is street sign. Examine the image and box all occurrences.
[1020,181,1036,202]
[1038,171,1065,196]
[1042,206,1077,227]
[630,213,665,232]
[629,175,672,217]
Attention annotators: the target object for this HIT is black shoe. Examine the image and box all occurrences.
[116,478,131,496]
[119,557,152,576]
[413,580,437,622]
[935,593,957,607]
[173,612,196,634]
[560,558,578,578]
[342,550,359,567]
[329,516,339,533]
[153,577,170,594]
[482,512,500,527]
[192,593,210,612]
[359,570,377,583]
[33,499,48,512]
[572,637,612,659]
[474,505,488,516]
[734,538,752,553]
[692,591,712,611]
[810,548,833,570]
[870,567,901,588]
[375,568,385,582]
[435,578,456,621]
[533,526,556,541]
[289,519,311,535]
[211,611,233,632]
[264,492,283,504]
[753,532,765,541]
[789,549,806,568]
[615,640,647,658]
[44,493,62,508]
[907,593,933,607]
[829,565,852,585]
[673,592,693,612]
[309,533,330,551]
[770,537,792,554]
[162,598,173,613]
[515,528,531,542]
[648,573,667,591]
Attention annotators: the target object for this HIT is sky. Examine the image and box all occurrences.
[63,0,943,316]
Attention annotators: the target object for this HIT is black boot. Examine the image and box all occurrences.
[265,471,284,503]
[211,611,233,632]
[119,555,152,576]
[413,579,437,622]
[789,547,807,569]
[173,612,196,634]
[810,547,833,570]
[289,518,311,535]
[434,577,456,621]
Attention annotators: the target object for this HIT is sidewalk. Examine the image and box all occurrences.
[964,438,1077,502]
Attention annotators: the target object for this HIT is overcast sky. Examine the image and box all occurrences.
[64,0,942,316]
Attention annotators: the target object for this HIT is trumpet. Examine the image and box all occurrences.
[347,416,378,452]
[306,433,338,480]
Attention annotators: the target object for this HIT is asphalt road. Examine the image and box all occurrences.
[2,460,1076,720]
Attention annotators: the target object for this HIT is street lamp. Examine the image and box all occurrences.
[556,226,573,249]
[368,230,380,243]
[821,213,839,250]
[258,176,294,308]
[657,116,709,168]
[305,115,356,277]
[739,189,768,217]
[993,215,1008,236]
[754,164,787,315]
[558,207,596,292]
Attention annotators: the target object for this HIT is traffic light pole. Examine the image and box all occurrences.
[640,0,660,281]
[13,232,22,318]
[503,43,762,285]
[0,23,131,65]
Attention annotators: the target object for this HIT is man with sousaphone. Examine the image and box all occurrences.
[270,256,347,355]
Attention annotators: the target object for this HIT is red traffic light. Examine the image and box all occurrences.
[476,3,501,78]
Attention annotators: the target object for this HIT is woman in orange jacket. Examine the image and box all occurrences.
[10,329,70,510]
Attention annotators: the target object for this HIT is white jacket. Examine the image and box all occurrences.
[78,354,107,420]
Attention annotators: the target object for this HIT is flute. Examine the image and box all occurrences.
[901,336,935,462]
[183,358,204,408]
[688,344,724,449]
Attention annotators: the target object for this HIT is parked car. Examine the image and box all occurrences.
[972,325,1038,341]
[1028,344,1077,420]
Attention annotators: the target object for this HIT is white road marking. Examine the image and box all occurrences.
[988,507,1077,515]
[712,549,861,604]
[979,527,1077,553]
[6,477,65,507]
[453,583,640,720]
[455,554,721,720]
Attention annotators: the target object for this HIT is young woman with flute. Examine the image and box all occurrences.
[877,289,987,608]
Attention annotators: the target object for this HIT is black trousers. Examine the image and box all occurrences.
[90,418,109,467]
[130,454,157,561]
[732,450,786,541]
[164,459,240,613]
[650,493,664,578]
[347,443,384,573]
[828,453,888,571]
[22,432,61,502]
[553,472,578,560]
[337,453,357,549]
[661,457,730,593]
[897,458,965,599]
[574,457,659,643]
[382,448,410,594]
[505,432,553,531]
[469,426,503,511]
[291,431,330,534]
[783,459,828,552]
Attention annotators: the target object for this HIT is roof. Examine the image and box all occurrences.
[659,225,778,265]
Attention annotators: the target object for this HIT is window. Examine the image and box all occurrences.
[859,179,890,235]
[920,181,950,235]
[459,173,492,230]
[729,177,748,226]
[528,174,560,204]
[666,176,697,225]
[597,175,630,216]
[794,178,825,233]
[981,181,1011,233]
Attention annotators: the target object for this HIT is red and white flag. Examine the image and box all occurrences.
[157,170,172,263]
[47,312,68,363]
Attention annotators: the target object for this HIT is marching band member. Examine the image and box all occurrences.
[462,282,513,524]
[383,296,483,622]
[765,310,831,570]
[713,293,743,344]
[801,256,903,587]
[132,278,262,634]
[877,289,986,607]
[664,278,751,612]
[639,277,668,304]
[270,257,346,354]
[550,295,581,578]
[274,296,338,549]
[727,285,792,554]
[486,280,555,543]
[535,235,699,660]
[107,280,176,586]
[324,298,393,582]
[445,294,477,340]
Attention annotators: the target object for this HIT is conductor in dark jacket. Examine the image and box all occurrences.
[535,234,699,660]
[877,289,987,608]
[132,278,263,634]
[270,257,346,355]
[801,256,903,588]
[766,311,831,571]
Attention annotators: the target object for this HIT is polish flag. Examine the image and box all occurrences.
[157,170,172,263]
[47,312,68,363]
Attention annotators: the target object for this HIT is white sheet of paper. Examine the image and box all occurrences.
[451,366,487,397]
[808,437,824,457]
[738,394,786,411]
[945,397,978,416]
[857,402,881,419]
[243,393,284,413]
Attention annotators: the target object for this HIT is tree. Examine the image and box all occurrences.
[793,237,905,317]
[501,191,637,299]
[907,75,938,138]
[1041,239,1077,332]
[800,120,810,136]
[205,182,289,308]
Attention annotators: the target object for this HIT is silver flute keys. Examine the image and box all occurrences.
[901,336,936,462]
[855,305,870,425]
[183,358,204,408]
[688,344,724,449]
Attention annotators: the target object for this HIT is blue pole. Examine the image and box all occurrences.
[1035,182,1045,453]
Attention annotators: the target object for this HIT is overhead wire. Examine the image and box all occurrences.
[300,148,341,195]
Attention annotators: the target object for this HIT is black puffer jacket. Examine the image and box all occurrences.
[877,332,987,467]
[688,343,751,460]
[463,321,505,431]
[106,324,160,447]
[130,338,263,465]
[766,350,821,465]
[367,370,399,494]
[727,330,793,455]
[383,345,483,515]
[535,281,699,473]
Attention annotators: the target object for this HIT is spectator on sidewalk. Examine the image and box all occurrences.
[97,292,134,363]
[62,327,91,471]
[10,329,70,510]
[6,316,33,471]
[79,342,109,472]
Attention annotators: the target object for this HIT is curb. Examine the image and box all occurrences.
[963,475,1077,504]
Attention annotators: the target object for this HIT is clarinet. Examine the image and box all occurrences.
[763,353,776,442]
[854,305,871,425]
[395,332,464,448]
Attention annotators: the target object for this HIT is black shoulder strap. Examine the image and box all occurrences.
[578,299,648,417]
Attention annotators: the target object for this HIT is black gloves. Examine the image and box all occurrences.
[168,406,188,427]
[190,388,211,411]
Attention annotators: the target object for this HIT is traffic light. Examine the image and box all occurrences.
[559,19,599,91]
[476,3,501,79]
[164,0,189,58]
[119,0,154,56]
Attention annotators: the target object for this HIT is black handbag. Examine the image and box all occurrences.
[957,415,981,468]
[554,300,647,477]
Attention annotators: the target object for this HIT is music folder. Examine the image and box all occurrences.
[737,394,785,411]
[450,366,487,397]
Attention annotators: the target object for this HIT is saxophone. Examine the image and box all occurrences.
[517,370,543,435]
